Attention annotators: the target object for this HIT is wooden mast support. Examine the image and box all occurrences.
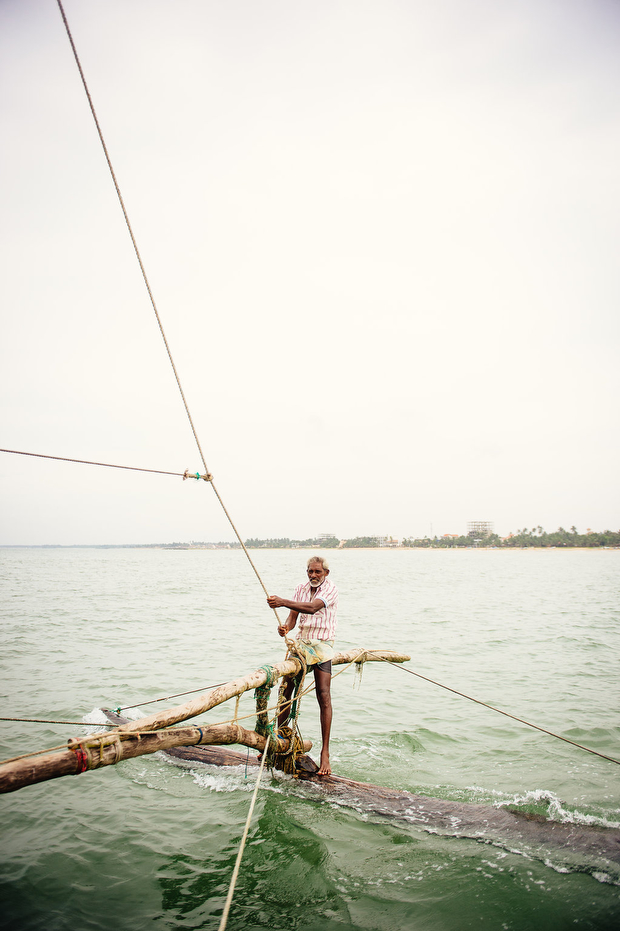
[0,649,409,795]
[0,722,305,795]
[116,649,410,736]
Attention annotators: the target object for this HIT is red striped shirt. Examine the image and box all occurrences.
[293,578,339,641]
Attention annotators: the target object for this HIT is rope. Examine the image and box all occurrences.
[218,735,270,931]
[68,733,125,771]
[115,681,227,712]
[363,650,620,767]
[279,644,308,744]
[0,448,208,480]
[0,679,230,725]
[0,717,116,726]
[0,743,89,765]
[55,0,282,627]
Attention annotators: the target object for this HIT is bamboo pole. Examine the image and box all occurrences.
[116,650,410,735]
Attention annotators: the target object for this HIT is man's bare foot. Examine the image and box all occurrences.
[317,751,331,776]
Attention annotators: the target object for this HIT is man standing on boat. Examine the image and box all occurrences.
[267,556,338,776]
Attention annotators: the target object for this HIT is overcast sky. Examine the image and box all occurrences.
[1,0,619,545]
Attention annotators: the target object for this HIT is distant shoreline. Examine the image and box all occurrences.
[1,544,618,552]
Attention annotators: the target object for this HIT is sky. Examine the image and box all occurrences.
[1,0,619,545]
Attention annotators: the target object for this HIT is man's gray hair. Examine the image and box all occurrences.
[307,555,329,571]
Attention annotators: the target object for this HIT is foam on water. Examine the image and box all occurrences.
[496,788,620,829]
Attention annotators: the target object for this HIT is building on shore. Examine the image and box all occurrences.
[467,521,494,538]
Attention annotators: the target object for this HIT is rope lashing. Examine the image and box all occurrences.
[273,648,308,773]
[280,651,307,737]
[254,665,277,738]
[257,723,303,775]
[68,733,124,773]
[287,673,305,725]
[183,469,213,482]
[257,665,278,689]
[253,659,307,773]
[72,746,89,774]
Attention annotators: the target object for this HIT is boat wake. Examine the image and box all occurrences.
[95,708,620,885]
[297,772,620,885]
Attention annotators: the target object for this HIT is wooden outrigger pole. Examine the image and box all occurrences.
[0,649,409,794]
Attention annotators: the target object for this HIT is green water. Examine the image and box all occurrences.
[1,548,619,929]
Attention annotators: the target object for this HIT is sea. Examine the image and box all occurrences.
[1,546,619,930]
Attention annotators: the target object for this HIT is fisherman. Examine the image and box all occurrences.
[267,555,338,776]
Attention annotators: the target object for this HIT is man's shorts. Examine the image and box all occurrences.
[294,638,335,673]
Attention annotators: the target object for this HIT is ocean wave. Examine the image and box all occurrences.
[494,788,620,829]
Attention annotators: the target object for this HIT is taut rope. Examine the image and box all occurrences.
[0,447,209,481]
[218,735,271,931]
[364,650,620,767]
